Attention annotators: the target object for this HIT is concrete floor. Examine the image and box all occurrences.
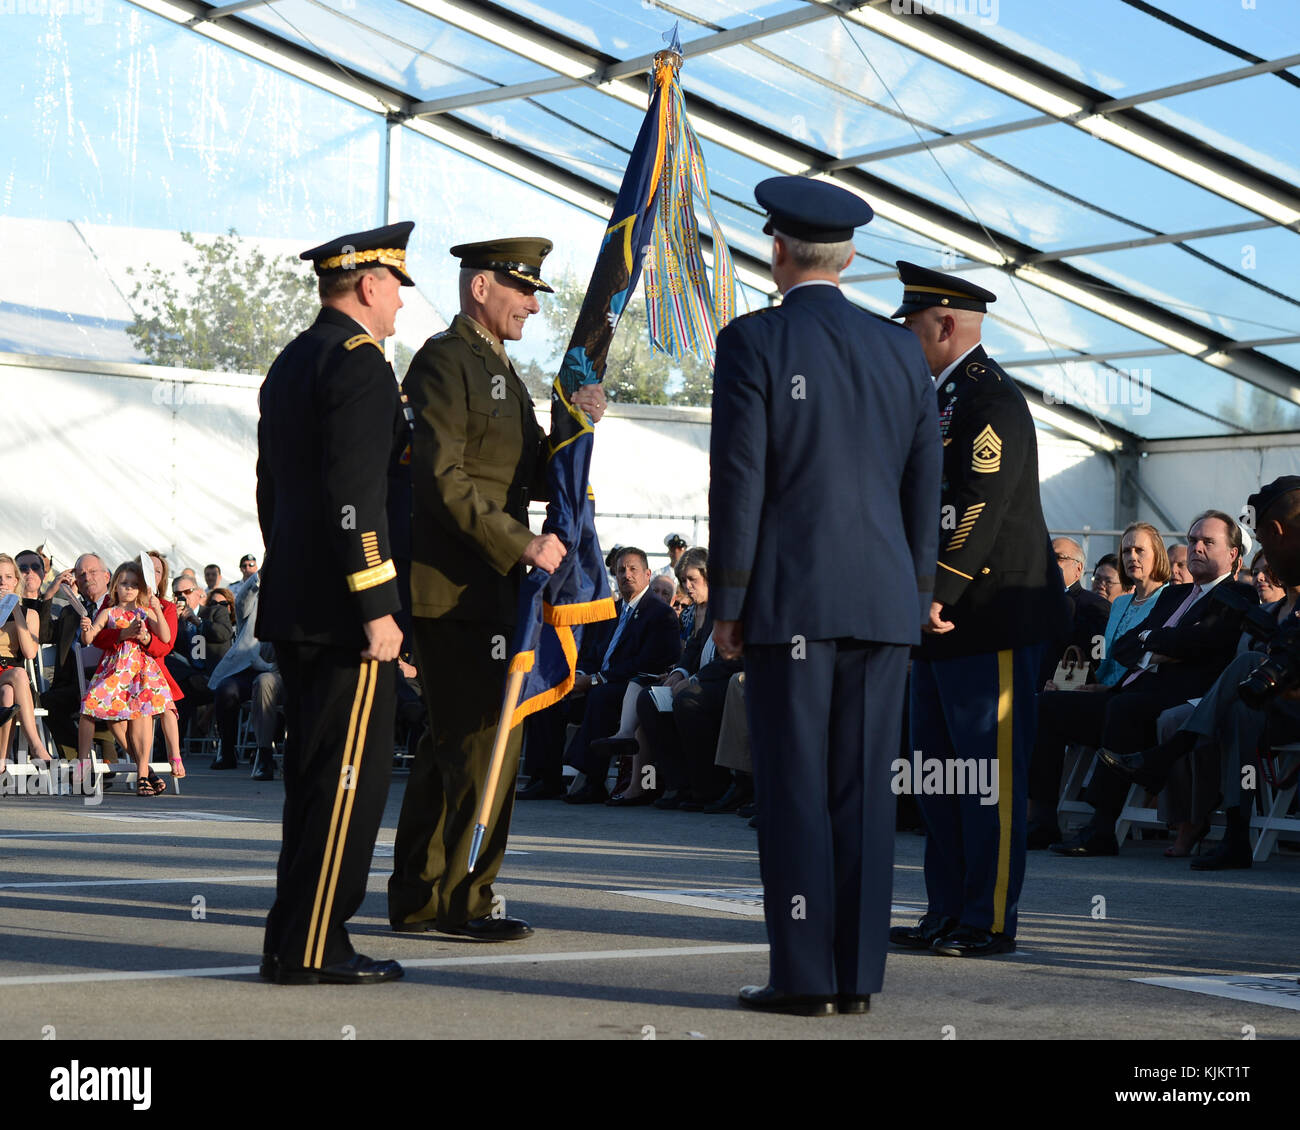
[2,763,1298,1042]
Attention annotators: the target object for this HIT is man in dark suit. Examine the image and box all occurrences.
[1047,509,1256,857]
[710,178,941,1016]
[254,221,413,985]
[562,547,681,803]
[40,554,113,755]
[1040,536,1112,687]
[889,261,1067,959]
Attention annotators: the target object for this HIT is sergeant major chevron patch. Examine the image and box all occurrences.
[971,424,1002,473]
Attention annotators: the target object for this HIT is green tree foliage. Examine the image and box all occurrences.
[536,271,714,406]
[125,231,318,373]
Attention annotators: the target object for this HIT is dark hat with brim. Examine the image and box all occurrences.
[300,221,416,286]
[451,237,555,294]
[1247,476,1300,525]
[755,176,873,244]
[892,260,996,318]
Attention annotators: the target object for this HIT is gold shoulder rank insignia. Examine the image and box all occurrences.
[343,333,382,353]
[971,424,1002,473]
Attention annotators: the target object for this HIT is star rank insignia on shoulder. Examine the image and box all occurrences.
[971,424,1002,473]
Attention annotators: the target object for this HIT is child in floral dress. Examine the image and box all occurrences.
[79,561,173,796]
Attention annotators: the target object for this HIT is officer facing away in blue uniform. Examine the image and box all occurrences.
[709,178,942,1016]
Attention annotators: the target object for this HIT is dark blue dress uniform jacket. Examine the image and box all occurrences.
[921,346,1066,660]
[256,306,406,648]
[709,284,941,642]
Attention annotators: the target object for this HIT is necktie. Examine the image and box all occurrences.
[601,604,632,673]
[1122,585,1201,686]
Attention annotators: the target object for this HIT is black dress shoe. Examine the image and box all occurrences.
[678,796,706,812]
[736,800,758,818]
[563,780,607,805]
[1190,841,1252,870]
[653,790,683,810]
[931,926,1016,958]
[889,913,957,950]
[737,984,836,1017]
[837,995,870,1015]
[252,749,275,781]
[516,777,563,800]
[1096,746,1167,793]
[1049,833,1119,857]
[606,791,655,807]
[259,954,277,981]
[704,778,754,814]
[210,753,237,771]
[390,918,436,934]
[1025,820,1062,850]
[270,954,404,985]
[437,915,534,942]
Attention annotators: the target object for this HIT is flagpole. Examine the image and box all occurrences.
[468,666,526,873]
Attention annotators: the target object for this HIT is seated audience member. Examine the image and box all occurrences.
[39,553,114,755]
[1029,524,1170,845]
[1044,510,1255,858]
[671,585,690,619]
[713,671,757,825]
[1041,536,1112,689]
[562,547,681,804]
[15,548,55,645]
[0,554,54,768]
[206,582,275,777]
[248,644,284,782]
[632,550,743,810]
[231,555,259,627]
[1090,553,1130,604]
[204,564,224,594]
[1167,543,1191,585]
[516,613,616,800]
[1251,550,1284,604]
[1101,485,1300,869]
[648,573,676,606]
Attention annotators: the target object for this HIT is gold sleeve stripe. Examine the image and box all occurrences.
[361,532,381,567]
[939,561,974,581]
[343,333,382,353]
[346,560,396,592]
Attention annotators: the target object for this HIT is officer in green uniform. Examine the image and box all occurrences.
[388,238,606,940]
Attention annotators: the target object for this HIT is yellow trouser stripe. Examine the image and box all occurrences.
[313,660,378,966]
[992,649,1014,934]
[304,662,374,968]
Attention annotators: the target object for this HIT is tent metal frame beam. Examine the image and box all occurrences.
[825,51,1300,171]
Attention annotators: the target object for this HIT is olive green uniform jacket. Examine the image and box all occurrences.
[404,314,548,622]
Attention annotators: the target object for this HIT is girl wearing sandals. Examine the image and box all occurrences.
[78,560,173,796]
[0,553,54,770]
[89,551,187,785]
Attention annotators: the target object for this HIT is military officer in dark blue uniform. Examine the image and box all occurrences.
[256,222,413,985]
[710,178,941,1016]
[888,262,1066,958]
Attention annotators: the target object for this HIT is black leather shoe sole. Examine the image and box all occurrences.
[562,786,607,805]
[516,780,564,800]
[267,955,404,985]
[889,916,957,949]
[738,985,836,1016]
[390,919,437,934]
[1190,848,1252,871]
[437,918,534,942]
[932,932,1016,958]
[209,758,237,771]
[837,995,870,1014]
[1097,747,1165,793]
[1049,838,1118,857]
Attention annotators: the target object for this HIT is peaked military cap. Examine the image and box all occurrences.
[451,237,555,293]
[1247,476,1300,522]
[893,261,996,318]
[300,221,416,286]
[755,176,873,243]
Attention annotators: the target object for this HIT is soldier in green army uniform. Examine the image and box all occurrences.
[388,238,606,940]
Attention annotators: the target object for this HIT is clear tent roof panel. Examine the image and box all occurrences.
[456,98,631,187]
[1185,227,1300,320]
[1259,343,1300,371]
[866,148,1146,253]
[974,0,1250,94]
[241,0,558,98]
[1132,0,1300,63]
[1066,245,1300,345]
[1142,75,1300,188]
[971,121,1266,243]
